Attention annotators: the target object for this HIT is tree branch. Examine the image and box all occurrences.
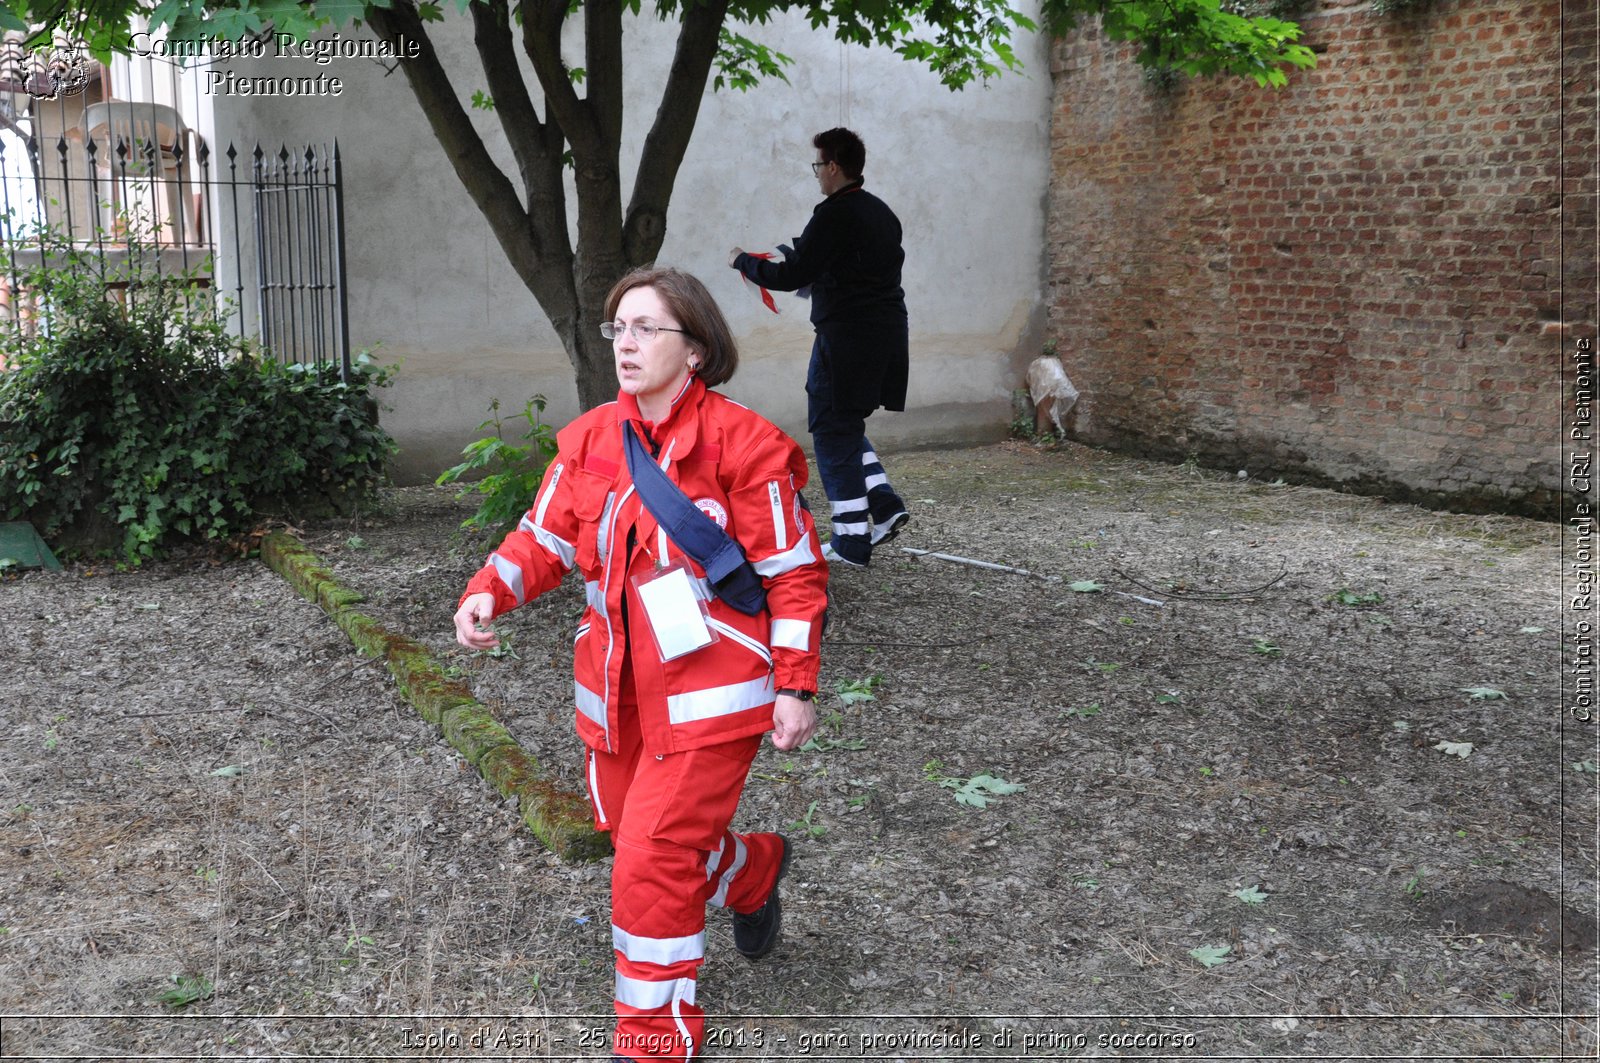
[366,1,551,291]
[622,0,729,265]
[584,0,624,148]
[522,0,603,158]
[469,0,548,192]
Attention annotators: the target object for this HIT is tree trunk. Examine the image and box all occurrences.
[369,0,728,411]
[568,319,619,409]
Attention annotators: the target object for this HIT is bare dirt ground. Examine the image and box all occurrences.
[2,440,1596,1061]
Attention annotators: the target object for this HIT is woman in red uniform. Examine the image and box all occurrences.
[454,267,828,1062]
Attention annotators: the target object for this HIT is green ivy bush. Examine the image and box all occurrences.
[0,245,396,562]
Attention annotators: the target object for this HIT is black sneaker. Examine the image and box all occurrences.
[821,542,867,569]
[733,835,790,960]
[870,510,910,547]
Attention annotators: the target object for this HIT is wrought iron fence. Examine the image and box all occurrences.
[0,121,350,377]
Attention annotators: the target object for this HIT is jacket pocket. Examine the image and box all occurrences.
[568,470,615,574]
[706,616,772,669]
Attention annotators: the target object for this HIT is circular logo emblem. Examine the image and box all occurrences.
[9,39,91,101]
[694,498,729,529]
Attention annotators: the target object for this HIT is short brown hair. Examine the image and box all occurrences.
[604,267,740,387]
[813,127,865,180]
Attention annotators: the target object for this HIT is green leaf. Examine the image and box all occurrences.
[1189,944,1232,968]
[155,973,213,1008]
[315,0,367,26]
[1461,687,1508,701]
[0,1,29,31]
[200,7,264,38]
[209,764,244,777]
[966,774,1025,796]
[952,773,1024,808]
[1433,741,1473,759]
[1068,580,1102,593]
[1572,760,1598,774]
[416,1,443,20]
[1230,885,1268,904]
[834,676,878,705]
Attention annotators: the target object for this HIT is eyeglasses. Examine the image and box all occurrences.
[600,321,693,343]
[811,160,830,175]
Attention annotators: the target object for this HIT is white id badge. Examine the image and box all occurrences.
[633,560,718,662]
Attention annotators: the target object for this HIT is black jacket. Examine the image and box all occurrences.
[736,181,909,412]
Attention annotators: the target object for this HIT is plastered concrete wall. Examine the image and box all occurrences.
[1047,0,1591,519]
[209,14,1053,483]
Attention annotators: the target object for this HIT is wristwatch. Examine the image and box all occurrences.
[776,687,815,702]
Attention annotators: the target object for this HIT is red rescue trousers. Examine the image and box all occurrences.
[587,670,785,1062]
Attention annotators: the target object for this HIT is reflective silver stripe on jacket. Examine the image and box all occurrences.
[537,527,577,569]
[594,480,636,751]
[611,924,706,966]
[769,618,811,651]
[517,513,577,570]
[768,481,786,551]
[753,537,816,578]
[595,492,617,560]
[489,553,525,606]
[667,675,775,725]
[588,749,606,826]
[535,462,564,525]
[706,618,772,667]
[575,680,607,728]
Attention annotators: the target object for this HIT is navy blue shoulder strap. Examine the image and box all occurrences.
[622,421,767,617]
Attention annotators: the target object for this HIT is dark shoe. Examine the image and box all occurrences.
[870,510,909,547]
[733,835,790,960]
[821,541,867,568]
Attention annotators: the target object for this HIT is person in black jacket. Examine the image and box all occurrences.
[729,127,910,568]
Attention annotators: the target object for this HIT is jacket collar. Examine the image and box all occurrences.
[821,178,864,206]
[615,375,704,457]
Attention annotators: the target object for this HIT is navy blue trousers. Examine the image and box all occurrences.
[806,336,906,565]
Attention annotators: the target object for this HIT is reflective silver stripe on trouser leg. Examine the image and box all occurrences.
[614,972,696,1009]
[829,494,869,537]
[612,925,706,966]
[705,833,748,908]
[861,447,891,493]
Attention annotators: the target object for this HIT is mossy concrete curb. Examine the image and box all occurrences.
[260,530,610,863]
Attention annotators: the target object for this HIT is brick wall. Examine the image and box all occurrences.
[1046,0,1594,518]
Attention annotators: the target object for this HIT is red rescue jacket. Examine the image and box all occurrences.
[462,377,828,754]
